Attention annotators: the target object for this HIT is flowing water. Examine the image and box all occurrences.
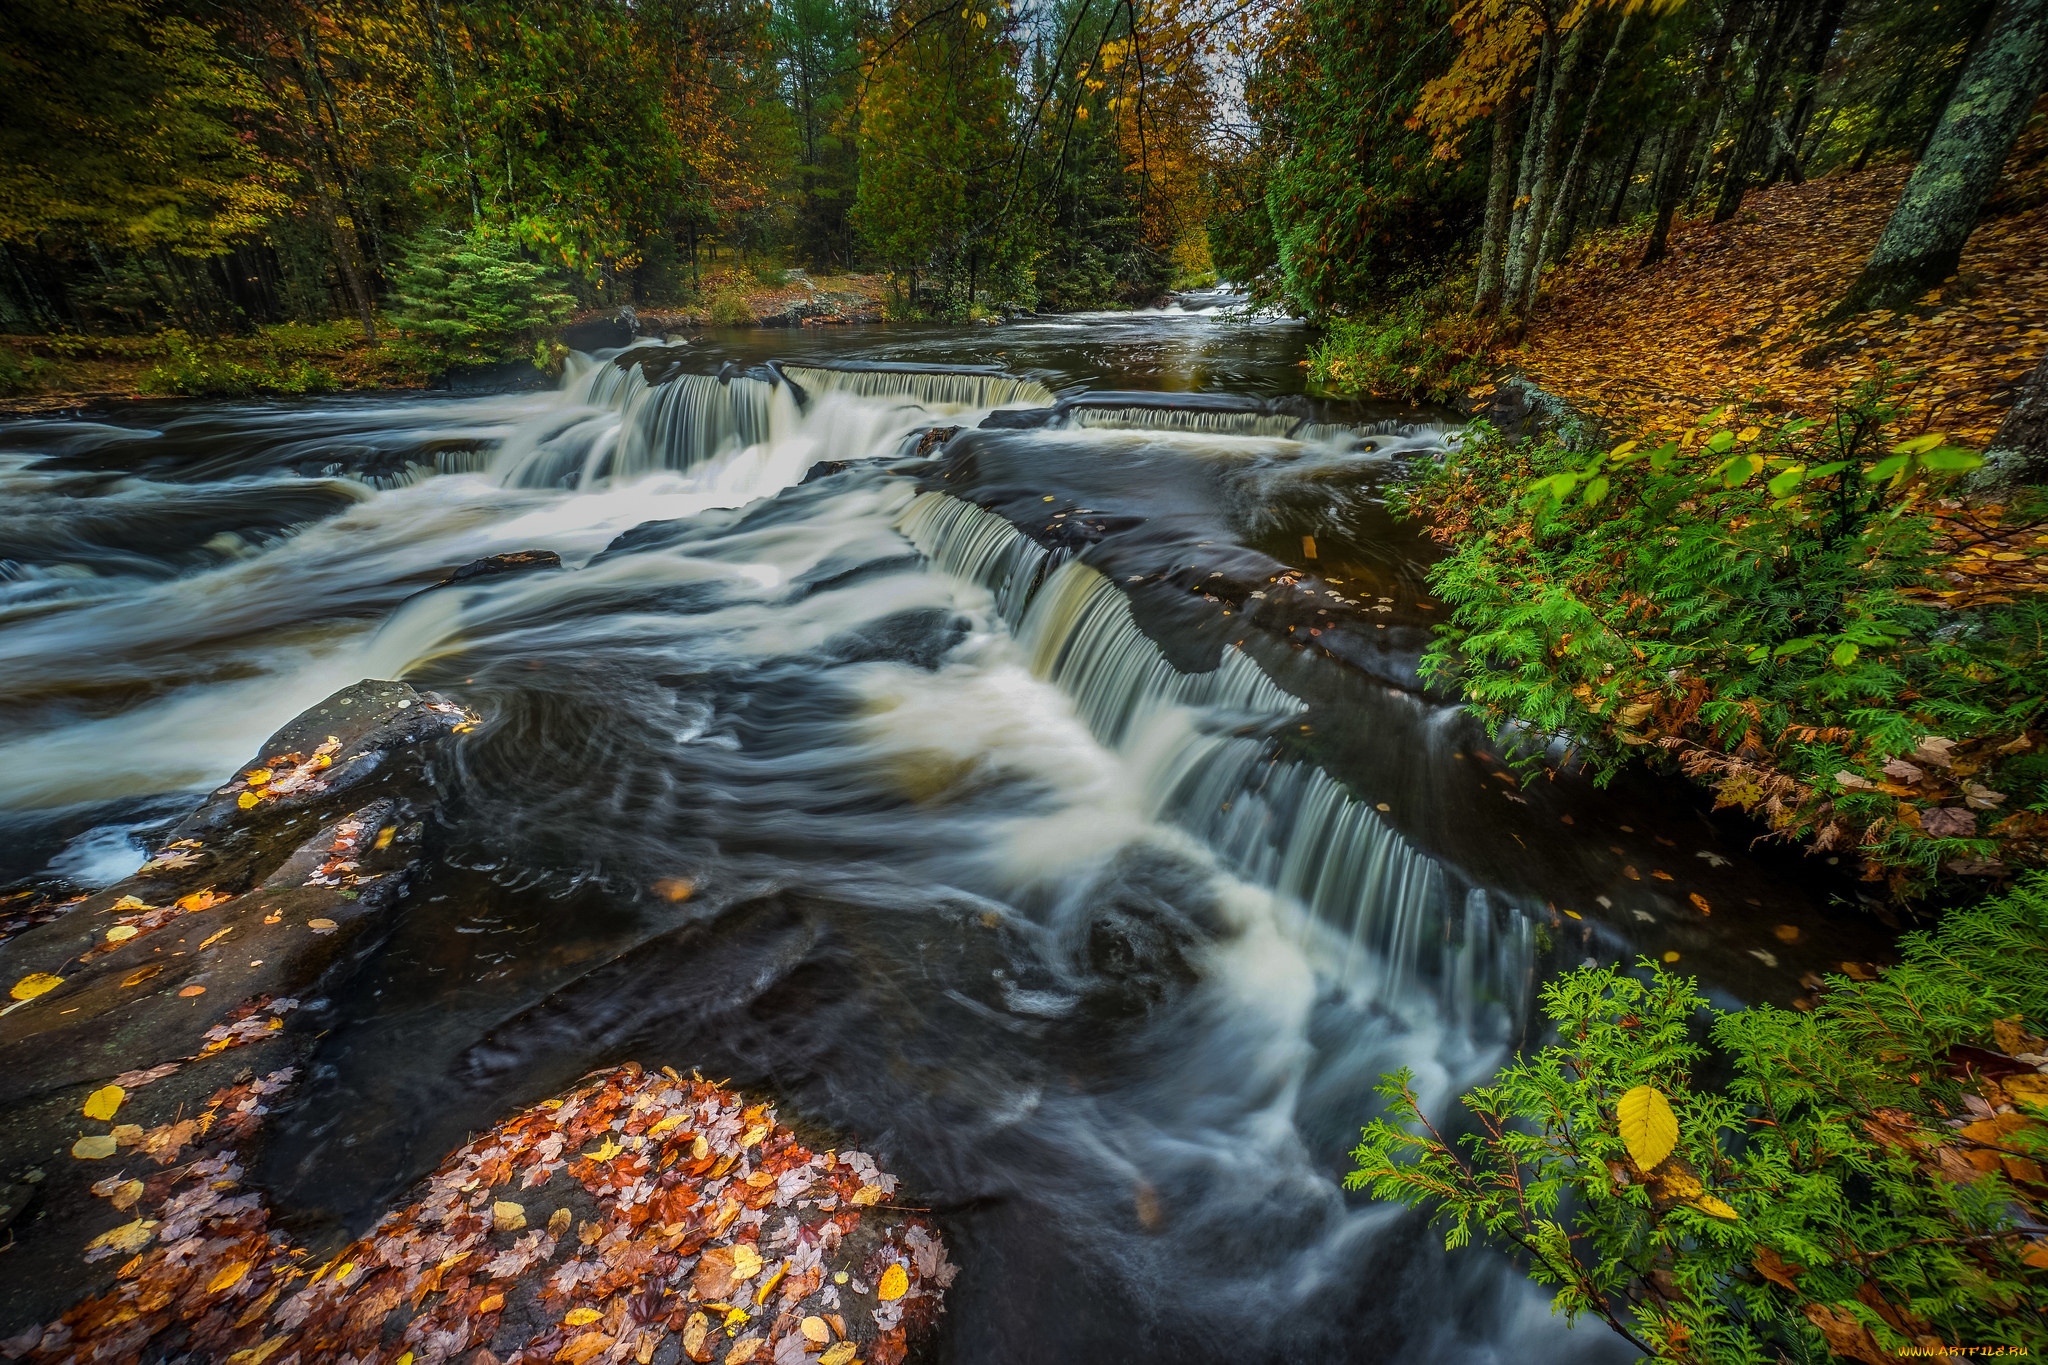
[0,301,1887,1362]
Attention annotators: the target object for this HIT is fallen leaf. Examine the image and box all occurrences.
[1773,924,1801,942]
[801,1317,830,1344]
[1618,1085,1680,1172]
[723,1337,764,1365]
[850,1185,883,1207]
[549,1206,572,1236]
[179,985,207,997]
[72,1135,118,1159]
[584,1138,622,1162]
[682,1311,712,1363]
[493,1200,527,1232]
[199,927,234,949]
[1994,1017,2046,1056]
[306,918,338,932]
[87,1219,160,1259]
[1688,893,1710,915]
[557,1332,615,1365]
[693,1247,739,1300]
[753,1260,787,1304]
[83,1085,126,1121]
[478,1293,505,1313]
[175,889,231,913]
[818,1345,857,1365]
[563,1308,603,1327]
[878,1263,908,1301]
[120,964,163,988]
[106,925,139,943]
[11,972,63,1001]
[740,1124,768,1148]
[730,1242,763,1280]
[653,878,695,902]
[207,1260,251,1294]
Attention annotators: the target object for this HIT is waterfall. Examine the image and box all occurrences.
[780,363,1057,410]
[896,489,1530,1002]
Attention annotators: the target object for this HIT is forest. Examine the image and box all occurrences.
[1,0,2041,350]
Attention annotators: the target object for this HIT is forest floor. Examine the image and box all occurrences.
[1499,145,2048,450]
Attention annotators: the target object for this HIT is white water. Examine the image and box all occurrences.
[0,353,1601,1363]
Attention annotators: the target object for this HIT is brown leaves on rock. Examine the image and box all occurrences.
[15,1063,953,1365]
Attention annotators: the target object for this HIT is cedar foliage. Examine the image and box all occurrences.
[1350,873,2048,1363]
[1394,378,2048,893]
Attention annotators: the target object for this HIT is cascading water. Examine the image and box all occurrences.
[0,322,1650,1364]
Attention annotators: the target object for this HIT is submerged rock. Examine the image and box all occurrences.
[437,549,566,587]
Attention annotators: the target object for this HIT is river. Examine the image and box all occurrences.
[0,297,1886,1362]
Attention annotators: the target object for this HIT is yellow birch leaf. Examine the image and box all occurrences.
[72,1135,118,1159]
[83,1085,126,1121]
[11,972,63,1001]
[1617,1085,1679,1172]
[730,1242,763,1279]
[877,1263,908,1301]
[563,1308,603,1326]
[819,1345,858,1365]
[85,1219,158,1255]
[1690,1193,1740,1220]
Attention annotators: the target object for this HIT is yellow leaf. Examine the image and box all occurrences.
[556,1332,615,1365]
[11,972,63,1001]
[306,917,338,931]
[549,1207,572,1237]
[85,1219,158,1255]
[1617,1085,1679,1172]
[850,1184,883,1206]
[564,1308,603,1326]
[207,1259,251,1294]
[722,1338,764,1365]
[877,1263,908,1301]
[754,1260,788,1304]
[730,1242,763,1279]
[106,925,139,942]
[83,1085,126,1120]
[819,1344,858,1365]
[740,1124,768,1148]
[801,1316,830,1344]
[493,1200,527,1232]
[72,1135,118,1159]
[648,1113,685,1137]
[238,791,262,809]
[1736,426,1762,442]
[478,1293,505,1313]
[1690,1193,1740,1220]
[245,769,273,786]
[111,1124,143,1147]
[583,1138,622,1162]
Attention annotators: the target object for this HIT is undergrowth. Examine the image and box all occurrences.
[1351,872,2048,1363]
[1308,287,1497,405]
[1393,375,2048,897]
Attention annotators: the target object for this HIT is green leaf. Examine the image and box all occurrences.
[1891,432,1944,455]
[1647,442,1680,473]
[1865,454,1908,481]
[1917,448,1984,472]
[1582,475,1611,507]
[1831,641,1859,667]
[1766,466,1806,499]
[1704,430,1736,454]
[1773,637,1821,658]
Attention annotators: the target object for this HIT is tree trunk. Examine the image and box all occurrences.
[1831,0,2048,318]
[1607,131,1648,224]
[1768,0,1847,185]
[1500,29,1558,312]
[1539,11,1633,271]
[1972,351,2048,490]
[1473,96,1523,314]
[1713,0,1804,223]
[1642,1,1750,265]
[1507,19,1593,317]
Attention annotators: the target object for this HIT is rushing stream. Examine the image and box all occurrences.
[1,298,1889,1362]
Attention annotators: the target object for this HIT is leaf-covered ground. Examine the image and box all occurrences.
[1504,147,2048,450]
[4,1060,951,1365]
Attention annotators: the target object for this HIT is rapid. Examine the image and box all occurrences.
[0,300,1879,1363]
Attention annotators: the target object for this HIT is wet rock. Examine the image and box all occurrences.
[560,313,636,352]
[436,548,564,586]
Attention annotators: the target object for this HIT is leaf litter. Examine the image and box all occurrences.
[8,1062,952,1365]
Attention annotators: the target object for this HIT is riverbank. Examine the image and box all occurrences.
[0,274,897,413]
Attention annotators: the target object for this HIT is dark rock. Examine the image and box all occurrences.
[802,459,855,484]
[559,314,635,352]
[436,549,564,587]
[444,360,552,393]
